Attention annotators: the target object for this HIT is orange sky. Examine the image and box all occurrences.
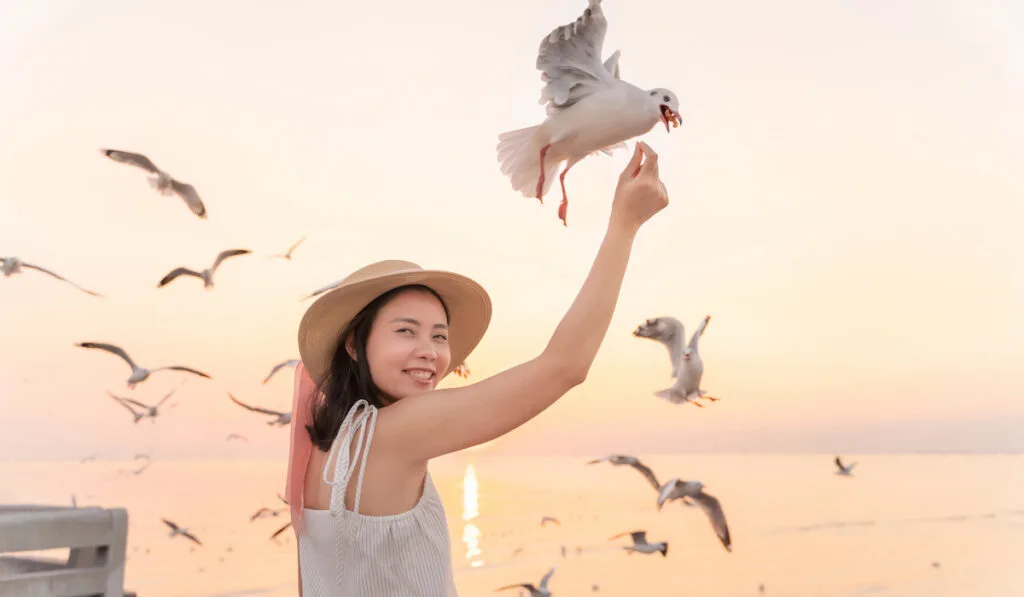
[1,0,1022,460]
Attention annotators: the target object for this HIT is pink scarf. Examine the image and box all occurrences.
[285,361,317,537]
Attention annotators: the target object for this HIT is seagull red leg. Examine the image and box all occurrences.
[535,144,551,203]
[557,163,576,227]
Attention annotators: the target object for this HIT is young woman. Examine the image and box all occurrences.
[285,141,670,596]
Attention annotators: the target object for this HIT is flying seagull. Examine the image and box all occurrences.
[633,315,718,407]
[262,359,300,385]
[1,257,103,297]
[586,454,661,491]
[608,530,668,556]
[540,516,560,527]
[657,478,732,552]
[228,393,291,426]
[300,278,344,301]
[834,456,857,476]
[270,521,292,540]
[107,381,183,423]
[100,149,207,219]
[75,342,211,389]
[157,249,251,289]
[495,566,557,597]
[496,0,681,226]
[269,236,306,260]
[109,393,146,424]
[162,519,203,546]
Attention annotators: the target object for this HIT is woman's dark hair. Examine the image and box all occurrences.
[306,284,450,452]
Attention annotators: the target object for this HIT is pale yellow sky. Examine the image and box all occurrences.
[1,0,1022,460]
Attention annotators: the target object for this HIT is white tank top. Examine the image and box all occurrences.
[297,400,458,596]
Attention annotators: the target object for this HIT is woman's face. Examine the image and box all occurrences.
[362,288,451,400]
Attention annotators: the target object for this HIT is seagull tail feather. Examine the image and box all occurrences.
[496,124,557,200]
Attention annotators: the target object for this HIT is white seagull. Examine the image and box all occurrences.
[262,359,300,384]
[107,381,183,423]
[608,530,668,556]
[633,315,718,407]
[109,393,146,424]
[269,236,306,260]
[300,278,344,301]
[228,393,291,426]
[495,566,557,597]
[497,0,681,226]
[834,456,857,477]
[586,454,661,491]
[75,342,211,389]
[656,478,732,552]
[162,519,203,546]
[157,249,251,289]
[1,256,103,297]
[100,149,208,219]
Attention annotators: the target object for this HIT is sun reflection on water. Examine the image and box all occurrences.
[461,463,484,567]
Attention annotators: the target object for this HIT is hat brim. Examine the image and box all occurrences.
[297,269,492,387]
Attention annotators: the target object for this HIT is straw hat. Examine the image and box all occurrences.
[297,260,492,386]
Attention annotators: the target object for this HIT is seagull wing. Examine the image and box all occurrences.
[228,393,284,416]
[161,518,180,532]
[495,584,536,593]
[300,279,344,301]
[538,567,557,590]
[286,236,306,256]
[270,521,292,540]
[628,459,661,491]
[630,530,648,545]
[693,492,732,552]
[20,263,103,297]
[101,149,161,174]
[536,0,618,115]
[158,267,203,288]
[154,366,211,379]
[76,342,138,370]
[262,359,300,384]
[182,531,203,546]
[212,249,251,272]
[657,479,683,509]
[250,508,270,521]
[688,315,712,351]
[110,394,142,416]
[168,179,207,219]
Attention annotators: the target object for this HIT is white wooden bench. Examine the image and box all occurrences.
[0,505,134,597]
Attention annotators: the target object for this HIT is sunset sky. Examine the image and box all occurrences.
[2,0,1021,461]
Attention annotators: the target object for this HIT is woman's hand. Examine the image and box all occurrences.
[610,141,670,234]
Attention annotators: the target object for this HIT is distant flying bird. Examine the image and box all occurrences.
[262,359,300,384]
[226,433,248,442]
[162,519,203,546]
[75,342,211,389]
[657,478,732,552]
[228,393,291,426]
[834,456,857,476]
[157,249,251,289]
[540,516,560,527]
[269,236,306,260]
[609,530,668,556]
[586,454,660,490]
[494,566,557,597]
[107,381,182,422]
[633,315,718,407]
[109,393,146,424]
[1,256,103,297]
[100,149,207,219]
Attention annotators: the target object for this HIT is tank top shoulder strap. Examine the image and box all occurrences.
[322,399,379,516]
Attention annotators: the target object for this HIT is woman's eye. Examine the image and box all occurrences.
[397,328,413,335]
[434,334,449,342]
